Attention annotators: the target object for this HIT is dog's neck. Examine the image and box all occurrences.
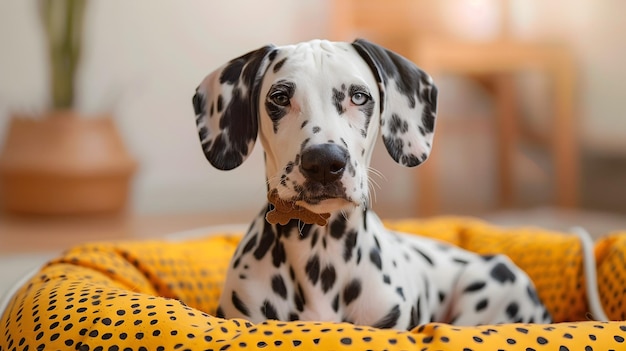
[261,201,370,239]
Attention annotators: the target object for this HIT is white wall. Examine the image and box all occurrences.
[1,1,625,217]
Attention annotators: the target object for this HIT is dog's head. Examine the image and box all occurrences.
[193,39,437,215]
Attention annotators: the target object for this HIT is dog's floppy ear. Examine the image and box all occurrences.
[193,45,276,170]
[352,38,438,167]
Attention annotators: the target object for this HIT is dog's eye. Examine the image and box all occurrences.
[270,92,290,106]
[351,92,370,106]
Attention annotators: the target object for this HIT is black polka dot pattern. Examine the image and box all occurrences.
[596,234,626,320]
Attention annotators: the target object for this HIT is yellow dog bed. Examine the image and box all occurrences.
[2,217,626,350]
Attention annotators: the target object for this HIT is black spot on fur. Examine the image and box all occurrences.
[490,262,516,283]
[192,92,205,116]
[542,309,551,322]
[373,236,381,250]
[233,233,258,268]
[347,161,356,177]
[382,274,391,285]
[271,240,286,268]
[298,223,314,240]
[330,216,347,239]
[475,298,489,312]
[423,275,431,301]
[268,49,278,61]
[276,219,297,239]
[300,138,310,152]
[409,297,422,329]
[332,294,339,312]
[294,284,305,312]
[216,306,225,318]
[332,87,346,115]
[527,285,542,306]
[395,287,405,301]
[217,95,224,113]
[343,279,361,305]
[453,258,469,265]
[204,133,246,171]
[343,230,358,262]
[273,57,287,73]
[373,305,400,329]
[253,221,275,260]
[219,58,245,85]
[285,161,294,174]
[412,247,434,265]
[271,275,288,299]
[464,281,487,293]
[421,87,437,133]
[389,114,409,134]
[261,300,278,320]
[232,291,250,317]
[289,266,295,280]
[310,230,319,248]
[305,255,320,285]
[198,126,208,142]
[402,153,421,167]
[369,248,382,270]
[506,302,519,318]
[320,266,337,293]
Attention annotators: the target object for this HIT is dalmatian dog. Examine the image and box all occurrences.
[192,39,551,329]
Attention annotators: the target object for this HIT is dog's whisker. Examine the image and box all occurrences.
[264,174,282,189]
[368,175,382,190]
[340,209,349,221]
[367,175,381,204]
[298,219,306,235]
[368,181,378,205]
[368,166,387,182]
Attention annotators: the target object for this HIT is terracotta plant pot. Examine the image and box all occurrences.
[0,110,137,215]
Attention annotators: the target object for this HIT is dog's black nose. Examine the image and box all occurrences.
[300,144,348,184]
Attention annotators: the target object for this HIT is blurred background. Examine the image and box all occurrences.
[1,0,625,266]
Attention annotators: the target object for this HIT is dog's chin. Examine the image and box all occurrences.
[295,198,356,214]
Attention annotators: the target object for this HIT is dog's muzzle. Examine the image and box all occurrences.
[296,143,350,205]
[300,144,348,184]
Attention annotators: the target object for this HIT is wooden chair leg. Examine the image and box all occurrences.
[494,74,520,208]
[415,119,443,217]
[415,155,439,216]
[552,56,579,208]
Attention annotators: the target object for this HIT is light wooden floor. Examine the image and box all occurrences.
[2,207,626,256]
[0,211,251,254]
